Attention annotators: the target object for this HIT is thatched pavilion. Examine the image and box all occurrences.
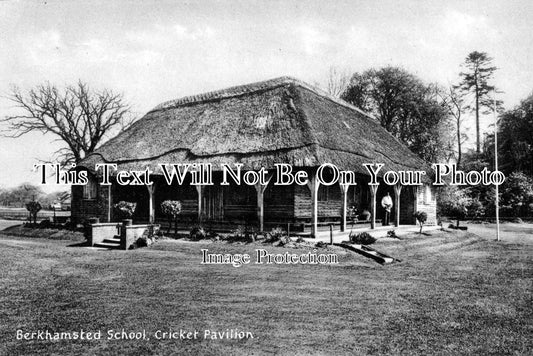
[73,77,436,236]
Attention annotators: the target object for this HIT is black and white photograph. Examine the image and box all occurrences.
[0,1,531,355]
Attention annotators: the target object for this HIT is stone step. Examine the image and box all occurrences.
[94,241,121,249]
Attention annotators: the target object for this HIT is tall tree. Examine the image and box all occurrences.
[341,66,453,162]
[1,81,133,165]
[458,51,499,154]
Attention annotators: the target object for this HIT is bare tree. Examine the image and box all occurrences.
[440,85,468,167]
[325,66,350,98]
[2,81,134,165]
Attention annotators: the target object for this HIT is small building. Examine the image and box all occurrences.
[73,77,436,236]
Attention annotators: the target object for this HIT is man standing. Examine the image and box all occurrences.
[381,192,393,226]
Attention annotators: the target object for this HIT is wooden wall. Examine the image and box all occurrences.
[265,184,294,220]
[293,184,343,220]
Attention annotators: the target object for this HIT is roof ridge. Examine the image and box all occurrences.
[148,76,376,120]
[150,76,297,112]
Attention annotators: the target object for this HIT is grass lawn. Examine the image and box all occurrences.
[0,222,531,355]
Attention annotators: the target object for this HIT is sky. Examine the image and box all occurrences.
[0,0,532,192]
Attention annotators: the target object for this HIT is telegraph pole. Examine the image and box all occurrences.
[494,93,500,242]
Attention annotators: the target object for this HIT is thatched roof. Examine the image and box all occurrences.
[80,77,429,177]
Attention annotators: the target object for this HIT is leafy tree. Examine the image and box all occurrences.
[1,81,134,165]
[497,93,533,176]
[499,172,533,217]
[161,200,182,235]
[461,149,495,203]
[0,187,5,206]
[438,185,485,226]
[458,51,501,154]
[341,66,453,162]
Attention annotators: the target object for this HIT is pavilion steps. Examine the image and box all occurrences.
[93,236,121,249]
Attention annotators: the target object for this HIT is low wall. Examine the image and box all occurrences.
[88,223,120,246]
[122,224,154,250]
[88,222,160,250]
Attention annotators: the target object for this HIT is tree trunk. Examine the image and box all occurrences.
[457,120,462,168]
[475,80,480,154]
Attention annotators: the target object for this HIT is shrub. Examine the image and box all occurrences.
[315,241,328,248]
[358,209,371,222]
[190,226,207,240]
[113,201,136,219]
[25,200,42,226]
[413,211,428,234]
[232,225,246,239]
[270,227,285,240]
[349,231,376,245]
[347,206,359,222]
[39,219,52,229]
[160,200,182,235]
[262,227,291,245]
[129,227,159,249]
[228,225,259,242]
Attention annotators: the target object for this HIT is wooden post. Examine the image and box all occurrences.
[339,183,349,232]
[369,184,378,229]
[255,184,267,232]
[394,184,402,227]
[195,185,204,223]
[146,184,156,224]
[107,185,112,222]
[306,170,320,238]
[254,173,272,232]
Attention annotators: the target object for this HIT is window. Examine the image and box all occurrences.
[83,176,97,199]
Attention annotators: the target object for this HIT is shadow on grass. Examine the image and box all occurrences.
[1,224,23,232]
[67,240,91,247]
